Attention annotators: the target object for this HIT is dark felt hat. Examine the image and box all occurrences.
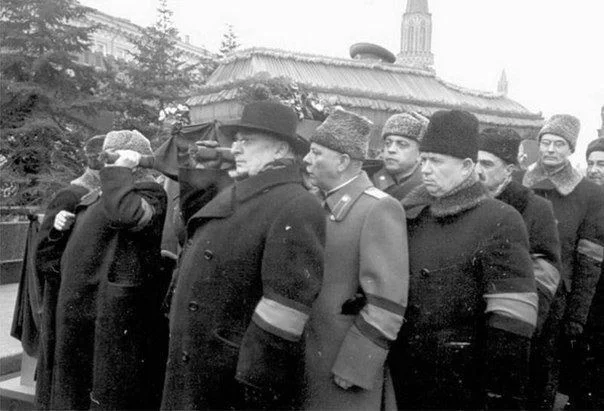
[478,127,522,165]
[421,110,479,161]
[586,137,604,159]
[220,101,308,154]
[84,134,105,155]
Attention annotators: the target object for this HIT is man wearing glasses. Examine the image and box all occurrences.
[523,114,604,409]
[161,101,325,410]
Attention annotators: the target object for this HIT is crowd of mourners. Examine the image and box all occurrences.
[30,100,604,410]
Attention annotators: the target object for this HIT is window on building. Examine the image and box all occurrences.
[420,21,426,51]
[408,26,414,52]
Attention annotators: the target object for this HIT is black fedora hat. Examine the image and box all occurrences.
[220,100,309,154]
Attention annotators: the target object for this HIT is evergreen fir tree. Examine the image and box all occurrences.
[219,24,240,57]
[113,0,216,146]
[0,0,111,206]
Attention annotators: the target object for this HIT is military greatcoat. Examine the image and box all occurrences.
[305,172,408,410]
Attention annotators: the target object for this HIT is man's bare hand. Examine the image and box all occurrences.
[104,150,141,169]
[53,210,76,231]
[333,375,354,390]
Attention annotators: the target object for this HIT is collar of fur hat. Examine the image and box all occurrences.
[523,160,582,196]
[496,180,532,215]
[71,167,101,193]
[403,171,488,218]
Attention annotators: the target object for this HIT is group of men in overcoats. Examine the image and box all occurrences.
[32,98,603,410]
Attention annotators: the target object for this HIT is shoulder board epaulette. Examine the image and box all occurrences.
[364,186,389,199]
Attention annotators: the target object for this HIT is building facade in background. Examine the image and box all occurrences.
[75,8,211,69]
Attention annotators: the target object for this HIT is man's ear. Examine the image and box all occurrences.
[337,153,351,173]
[505,163,517,176]
[461,158,475,175]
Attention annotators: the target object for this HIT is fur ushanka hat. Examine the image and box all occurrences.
[538,114,581,151]
[381,112,428,142]
[310,108,373,159]
[421,110,479,161]
[103,130,153,156]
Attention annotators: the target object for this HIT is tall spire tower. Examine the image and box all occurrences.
[397,0,434,70]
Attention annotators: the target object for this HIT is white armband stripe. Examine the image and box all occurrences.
[578,239,604,263]
[360,304,404,341]
[254,297,309,340]
[132,198,154,231]
[532,256,560,296]
[485,292,538,326]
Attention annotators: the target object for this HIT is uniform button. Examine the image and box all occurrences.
[420,268,430,278]
[188,301,199,312]
[329,215,336,221]
[182,351,189,362]
[203,250,214,260]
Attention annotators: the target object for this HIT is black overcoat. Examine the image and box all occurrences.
[390,180,537,409]
[50,167,167,410]
[34,184,88,409]
[161,164,325,410]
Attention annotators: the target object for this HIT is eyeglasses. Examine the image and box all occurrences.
[540,139,568,149]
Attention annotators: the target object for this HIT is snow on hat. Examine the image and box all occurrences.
[478,127,523,165]
[586,137,604,159]
[381,112,429,142]
[310,108,373,160]
[102,130,153,156]
[421,110,479,161]
[538,114,581,150]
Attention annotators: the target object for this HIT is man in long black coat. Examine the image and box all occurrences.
[34,134,105,410]
[476,128,561,332]
[50,131,168,410]
[161,101,326,410]
[390,110,538,409]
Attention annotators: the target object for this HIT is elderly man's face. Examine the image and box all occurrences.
[231,130,281,176]
[476,150,514,195]
[303,143,343,192]
[587,151,604,186]
[382,135,420,175]
[539,133,572,168]
[420,152,472,197]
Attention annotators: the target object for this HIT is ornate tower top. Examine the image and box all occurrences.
[397,0,434,70]
[406,0,429,13]
[498,70,508,95]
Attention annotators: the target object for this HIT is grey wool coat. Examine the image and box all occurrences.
[161,163,325,410]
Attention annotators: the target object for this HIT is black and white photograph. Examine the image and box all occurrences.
[1,0,603,409]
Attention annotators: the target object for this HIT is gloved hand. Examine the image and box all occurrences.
[190,140,228,169]
[53,210,76,231]
[564,321,584,338]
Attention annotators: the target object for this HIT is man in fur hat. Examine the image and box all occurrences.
[371,112,428,200]
[522,114,604,409]
[49,130,168,410]
[302,108,408,410]
[34,134,105,409]
[161,101,325,410]
[390,110,538,409]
